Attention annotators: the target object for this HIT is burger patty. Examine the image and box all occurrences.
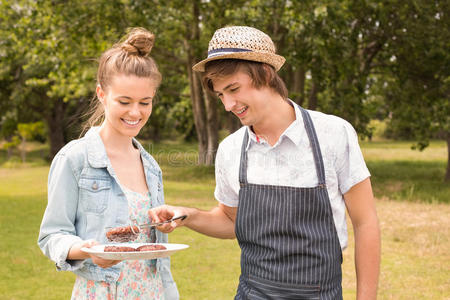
[103,244,167,252]
[105,225,139,242]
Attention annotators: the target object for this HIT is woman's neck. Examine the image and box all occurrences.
[99,123,137,157]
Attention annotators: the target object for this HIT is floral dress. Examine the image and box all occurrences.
[71,187,165,300]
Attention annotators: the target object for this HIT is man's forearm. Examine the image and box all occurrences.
[354,220,381,300]
[184,206,236,239]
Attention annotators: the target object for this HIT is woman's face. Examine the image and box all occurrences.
[97,74,156,138]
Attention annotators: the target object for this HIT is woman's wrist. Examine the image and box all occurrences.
[67,240,96,260]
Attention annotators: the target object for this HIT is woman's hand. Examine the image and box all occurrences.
[68,239,122,269]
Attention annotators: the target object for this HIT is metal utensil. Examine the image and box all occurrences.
[138,215,187,228]
[105,215,187,243]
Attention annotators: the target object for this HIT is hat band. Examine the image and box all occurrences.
[207,48,252,58]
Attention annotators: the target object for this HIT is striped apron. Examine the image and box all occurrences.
[234,107,343,300]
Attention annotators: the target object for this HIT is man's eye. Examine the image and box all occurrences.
[230,87,239,92]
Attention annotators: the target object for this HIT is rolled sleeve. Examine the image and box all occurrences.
[214,143,239,207]
[335,121,371,195]
[38,153,84,271]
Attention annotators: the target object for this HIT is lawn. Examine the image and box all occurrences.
[0,140,448,299]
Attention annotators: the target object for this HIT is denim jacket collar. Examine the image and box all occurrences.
[84,127,153,172]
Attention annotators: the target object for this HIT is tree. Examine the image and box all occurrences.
[376,0,450,181]
[126,0,245,165]
[0,0,127,159]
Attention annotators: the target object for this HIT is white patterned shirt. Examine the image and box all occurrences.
[214,103,370,249]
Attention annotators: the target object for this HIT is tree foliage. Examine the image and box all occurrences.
[0,0,448,178]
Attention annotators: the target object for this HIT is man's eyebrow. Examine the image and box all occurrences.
[213,82,239,94]
[116,96,153,100]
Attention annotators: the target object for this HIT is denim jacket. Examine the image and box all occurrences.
[38,127,179,299]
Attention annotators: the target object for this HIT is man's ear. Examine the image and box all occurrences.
[262,64,274,84]
[96,85,105,104]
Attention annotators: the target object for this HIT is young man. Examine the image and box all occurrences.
[150,26,380,299]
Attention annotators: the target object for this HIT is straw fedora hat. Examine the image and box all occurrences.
[192,26,286,72]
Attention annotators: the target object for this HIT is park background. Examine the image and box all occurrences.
[0,0,449,299]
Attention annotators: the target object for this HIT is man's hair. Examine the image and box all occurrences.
[202,59,288,99]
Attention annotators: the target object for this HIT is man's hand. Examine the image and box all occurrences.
[149,203,237,239]
[148,205,189,233]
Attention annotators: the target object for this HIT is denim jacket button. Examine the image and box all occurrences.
[158,183,161,191]
[92,182,98,190]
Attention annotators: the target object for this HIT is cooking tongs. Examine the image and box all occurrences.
[106,215,188,242]
[137,215,187,229]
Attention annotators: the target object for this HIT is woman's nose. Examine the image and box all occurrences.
[129,103,141,116]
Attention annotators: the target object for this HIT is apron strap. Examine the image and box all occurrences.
[239,129,250,185]
[299,106,326,187]
[238,105,327,187]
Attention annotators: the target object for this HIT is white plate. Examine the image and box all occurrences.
[81,243,189,260]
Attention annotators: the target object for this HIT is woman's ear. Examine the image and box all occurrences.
[96,85,105,105]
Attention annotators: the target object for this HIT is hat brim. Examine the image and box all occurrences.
[192,52,286,72]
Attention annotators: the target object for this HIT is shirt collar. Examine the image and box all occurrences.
[85,127,109,168]
[244,99,305,150]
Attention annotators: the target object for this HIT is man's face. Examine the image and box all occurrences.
[212,70,272,128]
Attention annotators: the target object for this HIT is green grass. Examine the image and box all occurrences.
[359,140,449,204]
[0,139,449,299]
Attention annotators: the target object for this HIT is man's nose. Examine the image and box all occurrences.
[221,94,236,112]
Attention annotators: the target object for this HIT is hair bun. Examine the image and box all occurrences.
[121,27,155,57]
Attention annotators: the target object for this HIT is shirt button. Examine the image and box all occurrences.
[92,182,98,190]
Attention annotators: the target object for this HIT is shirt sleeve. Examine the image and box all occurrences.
[37,153,84,271]
[335,120,371,195]
[214,142,239,207]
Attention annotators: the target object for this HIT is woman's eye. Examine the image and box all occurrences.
[140,102,150,106]
[119,101,129,105]
[230,87,239,92]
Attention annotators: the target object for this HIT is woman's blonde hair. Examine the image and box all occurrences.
[82,27,161,134]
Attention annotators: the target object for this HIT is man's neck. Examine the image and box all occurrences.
[252,98,296,146]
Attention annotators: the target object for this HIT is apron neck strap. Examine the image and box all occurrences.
[238,105,326,186]
[239,129,250,185]
[299,106,326,186]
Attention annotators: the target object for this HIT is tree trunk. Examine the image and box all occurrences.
[204,90,218,165]
[5,137,13,159]
[227,113,241,134]
[7,147,13,160]
[446,133,450,182]
[46,99,66,160]
[308,80,319,110]
[183,0,219,166]
[187,60,208,164]
[20,138,26,163]
[292,66,305,105]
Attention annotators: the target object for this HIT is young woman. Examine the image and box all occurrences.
[38,28,179,299]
